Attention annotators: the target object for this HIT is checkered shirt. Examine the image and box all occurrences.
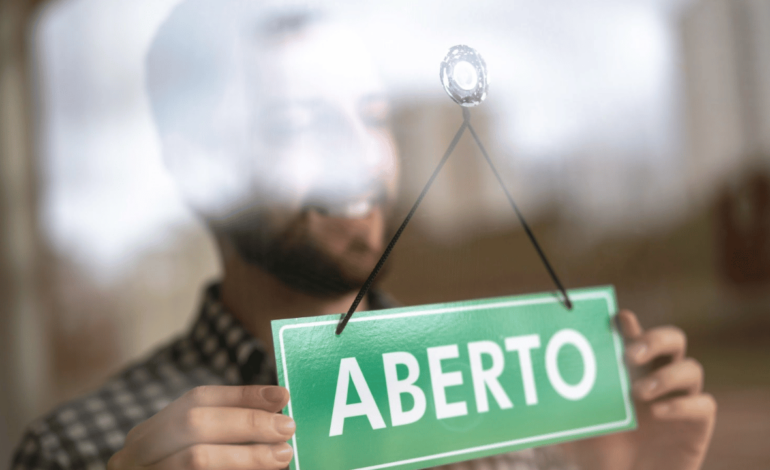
[11,283,575,470]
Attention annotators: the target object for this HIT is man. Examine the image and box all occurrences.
[12,1,716,469]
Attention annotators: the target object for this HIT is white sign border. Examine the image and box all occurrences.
[278,290,632,470]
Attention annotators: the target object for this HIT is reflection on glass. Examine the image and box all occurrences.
[146,5,399,226]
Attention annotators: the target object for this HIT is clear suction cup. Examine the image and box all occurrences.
[440,45,488,107]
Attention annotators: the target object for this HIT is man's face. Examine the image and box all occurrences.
[214,21,399,296]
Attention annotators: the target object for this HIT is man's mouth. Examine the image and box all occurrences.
[304,195,379,219]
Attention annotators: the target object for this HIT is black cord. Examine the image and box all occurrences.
[336,118,469,334]
[466,120,572,310]
[336,108,572,335]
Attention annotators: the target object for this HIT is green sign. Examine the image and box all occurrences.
[272,285,636,470]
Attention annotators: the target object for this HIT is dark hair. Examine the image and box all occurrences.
[145,0,318,142]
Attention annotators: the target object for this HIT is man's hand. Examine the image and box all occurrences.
[107,385,295,470]
[567,310,717,470]
[620,309,717,470]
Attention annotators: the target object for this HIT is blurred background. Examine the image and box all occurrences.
[1,0,769,468]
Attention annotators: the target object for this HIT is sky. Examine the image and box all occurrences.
[34,0,696,276]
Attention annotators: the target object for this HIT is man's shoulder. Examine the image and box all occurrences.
[11,335,222,470]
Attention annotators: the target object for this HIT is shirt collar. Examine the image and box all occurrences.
[186,282,398,385]
[188,283,274,385]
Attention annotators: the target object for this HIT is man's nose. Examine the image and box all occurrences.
[316,105,376,166]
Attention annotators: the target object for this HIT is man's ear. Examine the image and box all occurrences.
[159,132,192,176]
[160,132,250,219]
[160,131,206,205]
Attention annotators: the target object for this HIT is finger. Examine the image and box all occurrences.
[146,443,294,470]
[136,407,296,465]
[633,358,704,402]
[123,386,290,463]
[651,393,717,422]
[617,309,643,340]
[626,326,687,366]
[182,385,290,412]
[128,386,289,442]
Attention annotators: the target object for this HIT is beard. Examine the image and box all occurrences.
[214,208,387,298]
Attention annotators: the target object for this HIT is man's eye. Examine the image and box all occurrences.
[359,96,390,128]
[260,105,314,144]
